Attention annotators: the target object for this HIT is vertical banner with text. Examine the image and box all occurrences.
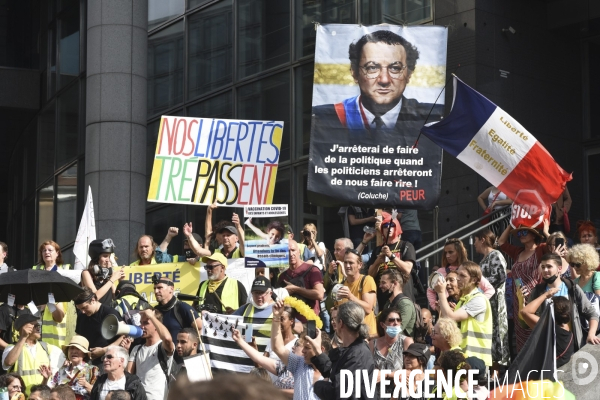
[243,205,289,269]
[148,116,284,206]
[308,25,447,208]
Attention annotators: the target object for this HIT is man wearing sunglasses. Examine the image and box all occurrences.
[196,253,247,315]
[2,314,65,394]
[90,346,146,400]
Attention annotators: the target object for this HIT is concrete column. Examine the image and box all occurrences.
[85,0,147,264]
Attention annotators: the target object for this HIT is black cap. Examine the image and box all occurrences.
[465,356,487,382]
[251,276,271,293]
[88,238,115,260]
[183,233,203,245]
[403,343,431,365]
[217,226,237,235]
[14,314,40,331]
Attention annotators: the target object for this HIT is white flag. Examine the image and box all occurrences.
[73,187,96,270]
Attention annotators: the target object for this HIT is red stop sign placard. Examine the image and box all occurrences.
[510,189,550,229]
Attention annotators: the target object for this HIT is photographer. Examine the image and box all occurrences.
[300,224,327,269]
[81,239,125,307]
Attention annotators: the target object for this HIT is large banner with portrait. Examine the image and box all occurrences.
[307,25,447,209]
[148,116,283,207]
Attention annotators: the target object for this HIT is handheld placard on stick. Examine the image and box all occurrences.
[192,310,213,379]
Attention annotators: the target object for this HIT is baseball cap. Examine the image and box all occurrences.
[14,314,41,331]
[201,252,228,268]
[251,276,271,293]
[465,356,487,382]
[403,343,431,365]
[217,226,237,235]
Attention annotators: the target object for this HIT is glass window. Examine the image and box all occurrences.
[49,27,57,97]
[22,198,36,268]
[60,246,75,268]
[238,0,290,78]
[272,168,290,207]
[59,5,80,88]
[188,0,233,100]
[187,91,232,119]
[148,0,185,30]
[361,0,432,25]
[38,182,54,246]
[295,0,356,59]
[295,63,314,157]
[38,103,56,185]
[56,165,78,247]
[590,41,600,138]
[148,21,184,117]
[587,150,600,223]
[237,72,290,162]
[23,122,38,199]
[57,82,79,168]
[145,205,184,253]
[188,0,212,10]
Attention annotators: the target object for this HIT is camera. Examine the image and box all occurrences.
[303,230,311,237]
[306,320,317,339]
[185,250,194,259]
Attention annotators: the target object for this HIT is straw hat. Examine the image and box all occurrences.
[61,335,90,357]
[510,224,544,238]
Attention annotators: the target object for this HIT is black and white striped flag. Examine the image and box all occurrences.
[202,312,272,373]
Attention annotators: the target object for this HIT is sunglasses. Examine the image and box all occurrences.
[570,262,582,268]
[381,223,392,229]
[387,317,401,323]
[516,230,529,237]
[101,354,115,361]
[204,264,222,270]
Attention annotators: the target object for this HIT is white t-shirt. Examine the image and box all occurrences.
[130,341,172,400]
[99,375,126,400]
[2,341,65,372]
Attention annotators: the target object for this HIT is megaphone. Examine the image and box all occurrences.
[101,314,143,340]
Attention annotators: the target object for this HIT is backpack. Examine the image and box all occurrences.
[390,293,426,342]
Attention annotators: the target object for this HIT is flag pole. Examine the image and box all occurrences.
[413,67,461,148]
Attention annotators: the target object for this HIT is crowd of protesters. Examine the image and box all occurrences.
[0,197,599,400]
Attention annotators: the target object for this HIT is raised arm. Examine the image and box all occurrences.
[232,213,245,257]
[270,301,290,365]
[81,269,124,303]
[159,227,179,252]
[244,218,269,240]
[205,202,217,249]
[183,223,210,257]
[232,329,277,374]
[434,281,469,322]
[142,309,174,355]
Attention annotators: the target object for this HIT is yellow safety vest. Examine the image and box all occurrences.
[32,264,70,270]
[198,277,240,312]
[214,247,242,258]
[11,341,51,394]
[130,257,157,266]
[31,265,69,348]
[41,304,67,348]
[242,304,273,338]
[455,289,493,366]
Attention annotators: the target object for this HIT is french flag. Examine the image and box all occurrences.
[421,76,571,205]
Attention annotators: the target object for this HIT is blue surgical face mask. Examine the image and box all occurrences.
[386,325,402,338]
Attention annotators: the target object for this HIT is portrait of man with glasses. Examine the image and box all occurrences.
[312,29,444,134]
[308,26,446,209]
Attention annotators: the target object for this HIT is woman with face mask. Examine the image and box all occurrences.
[370,308,413,382]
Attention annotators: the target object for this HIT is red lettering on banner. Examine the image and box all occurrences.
[399,190,425,201]
[237,164,277,205]
[158,117,178,155]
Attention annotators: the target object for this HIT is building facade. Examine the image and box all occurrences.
[1,0,598,266]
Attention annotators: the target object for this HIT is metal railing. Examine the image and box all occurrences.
[415,205,511,279]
